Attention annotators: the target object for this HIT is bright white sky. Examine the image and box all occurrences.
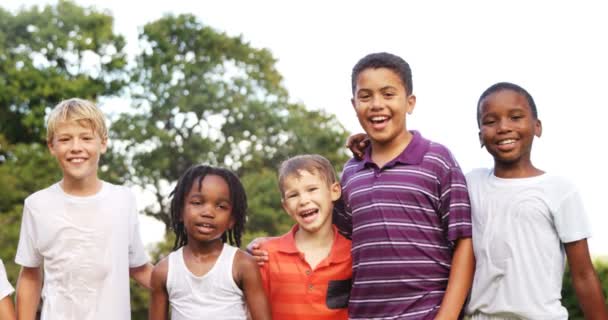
[5,0,608,255]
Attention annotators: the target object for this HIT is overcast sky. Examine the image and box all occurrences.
[5,0,608,255]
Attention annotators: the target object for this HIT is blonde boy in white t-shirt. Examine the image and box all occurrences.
[15,98,153,320]
[0,259,16,320]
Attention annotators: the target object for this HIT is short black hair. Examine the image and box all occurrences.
[170,164,247,249]
[351,52,413,96]
[477,82,538,127]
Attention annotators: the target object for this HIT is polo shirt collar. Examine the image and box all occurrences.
[278,224,351,264]
[355,130,430,171]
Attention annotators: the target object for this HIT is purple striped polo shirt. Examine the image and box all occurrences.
[334,130,472,320]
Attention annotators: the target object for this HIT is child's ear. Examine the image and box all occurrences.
[535,119,542,138]
[351,97,356,109]
[100,137,108,154]
[330,182,342,202]
[478,131,484,148]
[406,94,416,115]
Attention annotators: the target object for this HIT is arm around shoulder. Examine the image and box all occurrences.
[148,258,169,320]
[565,239,608,320]
[235,250,271,320]
[16,266,42,320]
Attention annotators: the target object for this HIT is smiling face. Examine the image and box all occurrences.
[352,67,416,149]
[182,174,235,245]
[47,120,107,187]
[478,89,542,169]
[281,170,341,236]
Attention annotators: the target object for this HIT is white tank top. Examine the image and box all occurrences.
[167,244,247,320]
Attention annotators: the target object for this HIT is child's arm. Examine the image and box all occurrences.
[148,259,169,320]
[435,238,475,320]
[0,296,16,320]
[130,262,154,289]
[565,239,608,319]
[16,266,42,320]
[235,250,271,320]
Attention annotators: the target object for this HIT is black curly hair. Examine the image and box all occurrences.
[169,164,247,249]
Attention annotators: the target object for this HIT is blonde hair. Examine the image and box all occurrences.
[278,154,338,198]
[46,98,108,143]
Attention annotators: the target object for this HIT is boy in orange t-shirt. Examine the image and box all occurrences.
[259,154,352,320]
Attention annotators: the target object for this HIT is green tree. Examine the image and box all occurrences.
[0,0,128,145]
[111,13,349,238]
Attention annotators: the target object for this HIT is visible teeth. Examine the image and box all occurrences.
[300,209,317,217]
[69,158,85,163]
[371,116,388,122]
[498,139,516,145]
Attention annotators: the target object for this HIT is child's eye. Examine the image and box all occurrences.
[308,187,318,192]
[286,193,297,199]
[190,201,201,206]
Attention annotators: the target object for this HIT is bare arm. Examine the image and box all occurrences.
[565,239,608,320]
[148,259,169,320]
[0,295,16,320]
[235,250,271,320]
[435,238,475,320]
[130,262,154,289]
[16,266,42,320]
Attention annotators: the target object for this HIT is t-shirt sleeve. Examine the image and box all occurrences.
[128,192,149,268]
[554,188,591,243]
[440,166,473,242]
[0,260,15,300]
[15,203,43,267]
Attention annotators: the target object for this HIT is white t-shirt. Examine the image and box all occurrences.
[0,259,14,300]
[465,168,591,320]
[15,181,149,320]
[167,244,247,320]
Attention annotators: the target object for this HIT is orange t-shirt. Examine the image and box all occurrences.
[259,224,352,320]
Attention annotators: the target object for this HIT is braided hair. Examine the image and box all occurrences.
[169,164,247,249]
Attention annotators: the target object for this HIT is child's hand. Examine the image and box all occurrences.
[346,133,369,160]
[246,237,270,267]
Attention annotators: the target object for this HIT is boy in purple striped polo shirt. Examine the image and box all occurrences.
[337,52,474,319]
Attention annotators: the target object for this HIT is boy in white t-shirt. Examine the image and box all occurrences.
[0,259,16,320]
[466,82,607,319]
[15,98,153,320]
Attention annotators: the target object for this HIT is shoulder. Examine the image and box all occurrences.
[341,157,362,178]
[424,140,461,169]
[465,168,492,182]
[258,235,284,253]
[233,248,259,276]
[102,181,136,199]
[24,183,59,207]
[151,256,169,288]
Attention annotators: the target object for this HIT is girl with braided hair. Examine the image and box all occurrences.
[149,164,271,320]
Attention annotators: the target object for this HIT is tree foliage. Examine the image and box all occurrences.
[111,13,349,233]
[1,2,349,318]
[0,0,128,144]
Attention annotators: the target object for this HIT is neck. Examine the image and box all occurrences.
[294,222,334,250]
[185,237,224,256]
[60,177,102,196]
[493,158,544,178]
[371,130,412,167]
